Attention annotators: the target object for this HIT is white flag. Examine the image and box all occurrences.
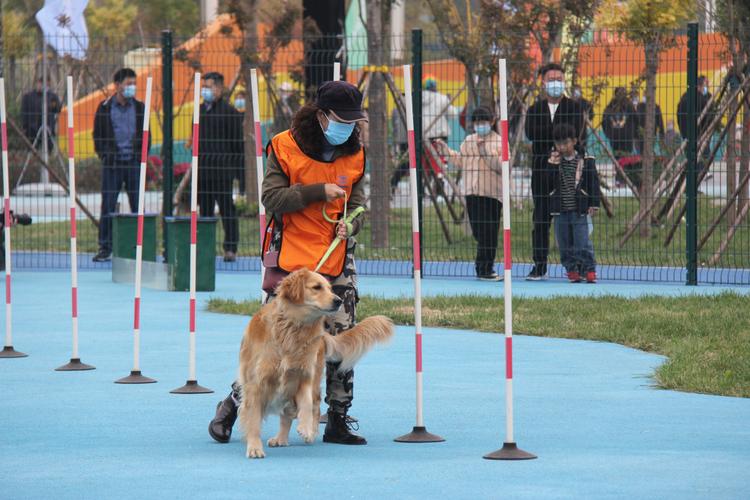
[35,0,90,60]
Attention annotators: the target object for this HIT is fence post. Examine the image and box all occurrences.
[161,30,174,260]
[411,28,424,274]
[686,23,698,286]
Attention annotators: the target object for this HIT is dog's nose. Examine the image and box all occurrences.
[332,296,343,309]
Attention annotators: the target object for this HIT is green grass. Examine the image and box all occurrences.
[11,194,750,269]
[207,292,750,398]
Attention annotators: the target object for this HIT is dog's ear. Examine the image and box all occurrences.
[277,269,307,304]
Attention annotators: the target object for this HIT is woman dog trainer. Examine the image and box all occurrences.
[209,80,371,446]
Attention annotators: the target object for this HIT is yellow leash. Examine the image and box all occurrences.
[315,192,365,273]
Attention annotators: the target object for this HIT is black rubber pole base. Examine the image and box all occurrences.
[115,370,157,384]
[0,346,28,358]
[170,380,214,394]
[394,426,445,443]
[319,413,358,424]
[55,358,95,371]
[483,442,537,460]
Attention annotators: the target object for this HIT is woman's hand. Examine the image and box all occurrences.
[324,183,346,201]
[588,207,599,216]
[336,221,349,239]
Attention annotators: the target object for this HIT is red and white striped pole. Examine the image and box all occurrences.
[484,59,536,460]
[0,77,26,359]
[116,77,155,384]
[57,76,94,371]
[171,73,212,394]
[250,69,267,299]
[395,65,443,443]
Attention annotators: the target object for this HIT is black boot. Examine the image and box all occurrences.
[208,392,239,443]
[323,410,367,445]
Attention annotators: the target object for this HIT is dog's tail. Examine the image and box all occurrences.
[324,315,394,372]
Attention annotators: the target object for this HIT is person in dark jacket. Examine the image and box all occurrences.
[549,123,600,284]
[524,63,586,280]
[186,72,244,262]
[633,92,665,155]
[602,87,637,158]
[21,77,61,150]
[676,75,714,164]
[572,85,594,123]
[92,68,149,262]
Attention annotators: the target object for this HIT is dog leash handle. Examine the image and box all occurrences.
[314,204,365,273]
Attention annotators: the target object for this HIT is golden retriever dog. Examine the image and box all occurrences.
[238,268,393,459]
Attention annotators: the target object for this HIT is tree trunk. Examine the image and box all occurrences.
[640,44,659,238]
[726,45,744,226]
[366,1,390,248]
[8,59,16,99]
[726,102,737,226]
[741,99,750,212]
[742,35,750,214]
[234,2,260,206]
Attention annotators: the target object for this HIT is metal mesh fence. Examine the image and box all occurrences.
[5,34,165,270]
[2,25,748,284]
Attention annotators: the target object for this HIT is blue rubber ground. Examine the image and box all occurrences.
[1,272,748,499]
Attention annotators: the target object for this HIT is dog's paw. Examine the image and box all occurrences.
[267,436,289,448]
[246,445,266,459]
[297,425,317,444]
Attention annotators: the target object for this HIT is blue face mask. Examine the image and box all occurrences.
[201,87,214,102]
[546,80,565,98]
[234,98,246,111]
[475,124,492,136]
[701,86,708,96]
[123,84,136,99]
[321,115,355,146]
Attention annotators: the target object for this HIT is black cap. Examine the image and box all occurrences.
[315,81,367,123]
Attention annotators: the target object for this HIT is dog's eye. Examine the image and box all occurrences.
[312,284,323,290]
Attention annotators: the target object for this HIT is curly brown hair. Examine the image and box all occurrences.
[290,103,362,160]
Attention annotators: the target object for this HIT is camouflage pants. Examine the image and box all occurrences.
[230,241,359,415]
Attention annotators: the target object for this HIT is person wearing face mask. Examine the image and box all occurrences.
[602,87,638,160]
[632,91,664,155]
[208,80,369,446]
[677,75,715,165]
[233,89,247,113]
[571,85,594,124]
[271,81,301,137]
[422,77,459,181]
[524,63,586,281]
[186,72,244,262]
[435,107,504,281]
[92,68,150,262]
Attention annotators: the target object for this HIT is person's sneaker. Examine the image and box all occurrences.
[567,271,582,283]
[586,271,597,283]
[478,272,503,282]
[92,249,111,262]
[323,411,367,445]
[223,251,237,262]
[526,265,547,281]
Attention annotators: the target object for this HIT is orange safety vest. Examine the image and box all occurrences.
[264,131,365,277]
